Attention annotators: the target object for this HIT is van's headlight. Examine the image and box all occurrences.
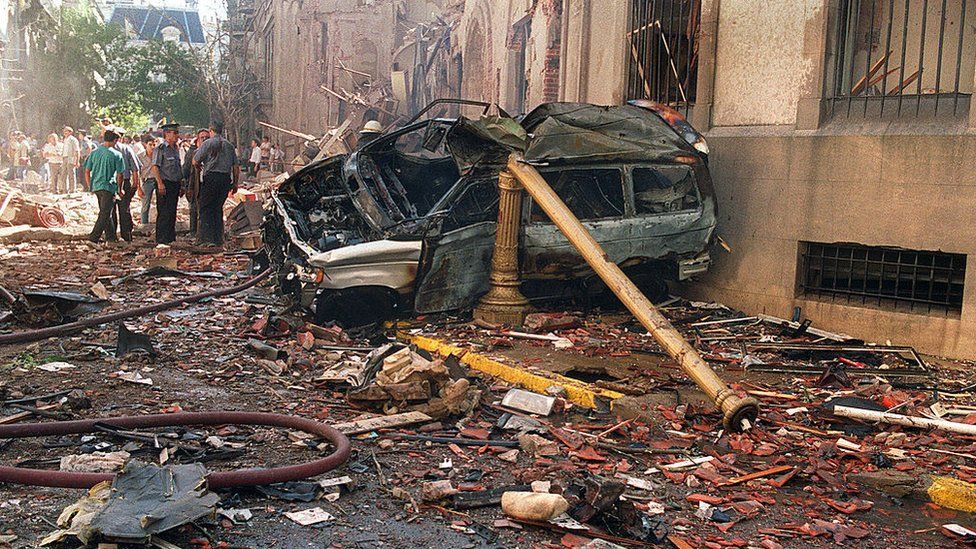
[294,267,325,284]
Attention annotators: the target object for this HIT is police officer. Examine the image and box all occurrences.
[150,123,183,245]
[192,121,240,247]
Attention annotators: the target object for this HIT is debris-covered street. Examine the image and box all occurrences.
[4,200,976,547]
[5,0,976,546]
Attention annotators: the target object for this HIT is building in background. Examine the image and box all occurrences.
[231,0,461,158]
[102,0,207,47]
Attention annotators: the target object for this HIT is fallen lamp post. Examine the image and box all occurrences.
[505,154,759,431]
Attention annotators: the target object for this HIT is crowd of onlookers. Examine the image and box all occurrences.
[246,135,284,176]
[2,120,287,251]
[3,126,286,191]
[2,127,94,192]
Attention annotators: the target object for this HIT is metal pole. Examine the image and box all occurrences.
[473,170,530,326]
[507,154,759,431]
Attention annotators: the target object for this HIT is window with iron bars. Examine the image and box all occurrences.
[626,0,700,117]
[798,242,966,316]
[825,0,976,119]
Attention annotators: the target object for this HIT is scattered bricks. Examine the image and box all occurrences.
[518,433,559,457]
[421,480,458,502]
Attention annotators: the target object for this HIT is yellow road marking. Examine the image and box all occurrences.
[400,333,623,410]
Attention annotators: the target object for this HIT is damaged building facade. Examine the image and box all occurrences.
[245,0,976,360]
[229,0,462,154]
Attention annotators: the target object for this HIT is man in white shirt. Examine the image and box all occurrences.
[61,126,80,193]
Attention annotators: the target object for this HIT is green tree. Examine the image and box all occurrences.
[17,5,128,131]
[99,40,211,129]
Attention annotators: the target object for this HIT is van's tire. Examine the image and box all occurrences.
[314,287,396,328]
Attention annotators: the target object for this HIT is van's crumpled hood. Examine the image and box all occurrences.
[448,102,695,171]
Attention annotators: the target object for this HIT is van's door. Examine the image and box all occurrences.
[521,167,633,277]
[413,178,500,313]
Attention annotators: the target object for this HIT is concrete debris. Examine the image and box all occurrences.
[501,388,556,416]
[284,507,334,526]
[500,492,569,521]
[59,451,130,473]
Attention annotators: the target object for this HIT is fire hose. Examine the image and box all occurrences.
[0,268,272,345]
[0,412,351,488]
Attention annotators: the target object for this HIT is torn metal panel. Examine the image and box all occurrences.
[308,239,423,292]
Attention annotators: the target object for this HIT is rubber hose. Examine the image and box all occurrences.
[0,268,271,345]
[0,412,351,489]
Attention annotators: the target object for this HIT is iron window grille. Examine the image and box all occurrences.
[627,0,700,116]
[825,0,975,120]
[799,242,966,315]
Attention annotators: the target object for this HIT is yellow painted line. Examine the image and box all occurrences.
[400,333,624,410]
[927,475,976,513]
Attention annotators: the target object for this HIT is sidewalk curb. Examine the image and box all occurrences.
[400,333,623,411]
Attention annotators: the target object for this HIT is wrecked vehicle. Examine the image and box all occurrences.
[263,101,716,326]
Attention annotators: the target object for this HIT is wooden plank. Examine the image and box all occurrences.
[0,403,60,425]
[720,465,794,487]
[851,50,892,95]
[887,70,920,95]
[333,411,432,435]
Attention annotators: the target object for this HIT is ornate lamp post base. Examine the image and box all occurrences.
[473,170,530,327]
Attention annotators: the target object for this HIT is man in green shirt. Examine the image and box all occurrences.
[85,130,125,243]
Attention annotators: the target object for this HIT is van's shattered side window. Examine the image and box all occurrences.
[442,178,500,232]
[632,166,699,214]
[532,168,625,222]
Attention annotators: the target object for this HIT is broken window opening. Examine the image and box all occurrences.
[799,242,966,315]
[627,0,700,118]
[441,178,499,233]
[531,168,625,222]
[826,0,976,120]
[631,165,699,214]
[509,16,531,115]
[361,121,461,219]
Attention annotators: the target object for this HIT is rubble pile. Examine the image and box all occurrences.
[1,232,976,547]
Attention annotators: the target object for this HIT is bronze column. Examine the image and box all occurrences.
[473,169,530,326]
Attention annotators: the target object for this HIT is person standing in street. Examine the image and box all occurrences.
[110,127,141,242]
[192,121,239,247]
[77,130,93,186]
[42,133,64,191]
[61,126,80,193]
[260,136,271,170]
[248,139,261,176]
[183,128,210,239]
[151,123,183,245]
[136,134,157,224]
[13,132,30,180]
[85,129,125,243]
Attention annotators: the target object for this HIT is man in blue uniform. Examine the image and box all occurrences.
[150,123,183,245]
[192,121,239,246]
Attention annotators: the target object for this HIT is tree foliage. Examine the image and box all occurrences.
[18,6,127,130]
[99,40,211,129]
[19,5,213,133]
